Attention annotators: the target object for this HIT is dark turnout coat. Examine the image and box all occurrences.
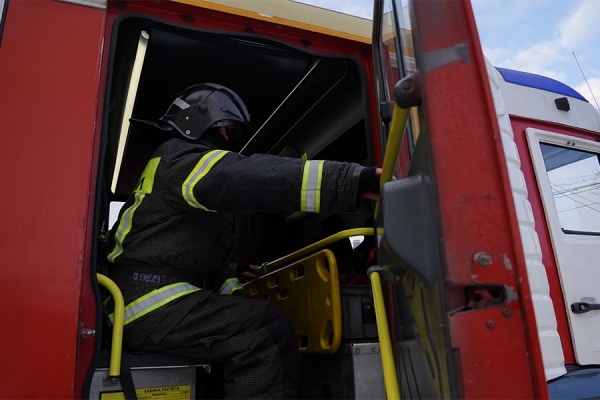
[104,137,366,399]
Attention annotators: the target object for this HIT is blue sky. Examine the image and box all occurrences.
[294,0,600,111]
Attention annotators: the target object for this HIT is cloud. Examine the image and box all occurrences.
[482,40,570,83]
[557,0,600,51]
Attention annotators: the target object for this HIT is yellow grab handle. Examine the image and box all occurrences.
[375,104,410,218]
[96,273,125,378]
[370,271,401,400]
[262,228,373,273]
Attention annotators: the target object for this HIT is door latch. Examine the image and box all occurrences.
[571,302,600,314]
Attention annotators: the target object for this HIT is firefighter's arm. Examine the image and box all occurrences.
[178,150,379,213]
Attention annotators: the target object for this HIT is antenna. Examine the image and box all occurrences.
[573,51,600,111]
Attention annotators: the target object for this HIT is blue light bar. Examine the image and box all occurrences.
[496,67,587,102]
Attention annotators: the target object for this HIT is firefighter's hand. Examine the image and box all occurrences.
[359,167,383,201]
[238,264,262,282]
[239,271,258,281]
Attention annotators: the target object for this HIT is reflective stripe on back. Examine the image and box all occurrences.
[108,157,161,263]
[300,160,324,213]
[109,282,201,326]
[182,150,228,210]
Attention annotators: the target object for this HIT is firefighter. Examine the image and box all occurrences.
[104,83,381,399]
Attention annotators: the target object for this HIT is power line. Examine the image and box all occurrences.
[573,51,600,110]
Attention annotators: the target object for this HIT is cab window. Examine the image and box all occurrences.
[377,0,420,177]
[540,142,600,234]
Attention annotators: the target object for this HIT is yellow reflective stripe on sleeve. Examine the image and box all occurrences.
[219,278,242,295]
[108,282,200,326]
[107,157,161,263]
[300,160,324,213]
[182,150,228,211]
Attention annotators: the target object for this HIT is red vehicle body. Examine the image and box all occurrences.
[0,0,598,398]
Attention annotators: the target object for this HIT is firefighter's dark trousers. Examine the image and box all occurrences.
[122,290,300,399]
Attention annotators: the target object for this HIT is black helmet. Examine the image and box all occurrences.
[136,83,250,142]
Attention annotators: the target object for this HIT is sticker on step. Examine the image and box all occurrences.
[100,385,191,400]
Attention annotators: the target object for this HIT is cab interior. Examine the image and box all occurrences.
[90,12,384,400]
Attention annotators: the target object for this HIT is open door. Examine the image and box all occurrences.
[371,0,549,398]
[527,129,600,366]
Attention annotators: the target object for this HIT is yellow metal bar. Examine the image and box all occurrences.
[96,273,124,378]
[375,104,409,217]
[370,271,401,400]
[381,104,409,184]
[262,227,373,272]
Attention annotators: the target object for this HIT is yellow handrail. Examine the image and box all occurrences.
[370,102,408,399]
[96,273,124,378]
[261,227,373,273]
[375,104,409,217]
[370,271,400,399]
